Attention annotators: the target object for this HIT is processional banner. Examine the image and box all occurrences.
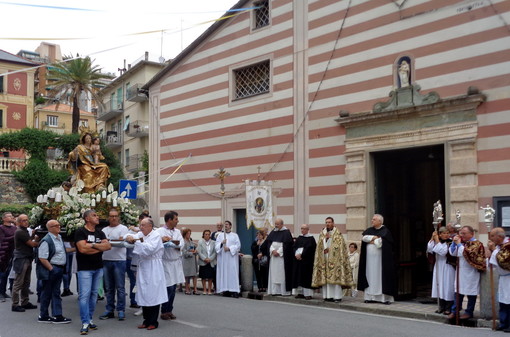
[246,180,274,229]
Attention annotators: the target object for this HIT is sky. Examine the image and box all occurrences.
[0,0,241,75]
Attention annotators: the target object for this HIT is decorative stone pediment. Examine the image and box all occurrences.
[372,84,439,113]
[335,89,485,147]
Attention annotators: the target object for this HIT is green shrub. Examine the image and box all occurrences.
[13,159,69,201]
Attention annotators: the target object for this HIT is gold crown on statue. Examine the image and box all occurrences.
[79,125,100,139]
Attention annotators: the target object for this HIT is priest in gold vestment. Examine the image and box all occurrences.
[68,132,110,193]
[311,217,352,302]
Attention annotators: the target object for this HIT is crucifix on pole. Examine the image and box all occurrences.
[214,167,230,222]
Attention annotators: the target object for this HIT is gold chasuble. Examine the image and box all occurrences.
[312,227,353,288]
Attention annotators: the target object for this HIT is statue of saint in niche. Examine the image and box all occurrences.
[398,60,411,88]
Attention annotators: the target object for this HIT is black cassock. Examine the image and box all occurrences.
[292,235,317,289]
[357,225,397,297]
[264,229,294,291]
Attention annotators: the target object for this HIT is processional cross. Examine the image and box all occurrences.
[214,167,230,195]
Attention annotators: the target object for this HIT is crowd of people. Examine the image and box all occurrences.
[427,222,510,331]
[1,208,509,333]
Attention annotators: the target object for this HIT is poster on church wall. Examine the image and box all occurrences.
[246,180,274,229]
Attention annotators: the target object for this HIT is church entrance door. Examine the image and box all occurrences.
[372,144,445,300]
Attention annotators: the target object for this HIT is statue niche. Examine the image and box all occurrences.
[373,56,439,113]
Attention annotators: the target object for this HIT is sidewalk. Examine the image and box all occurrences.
[245,291,492,328]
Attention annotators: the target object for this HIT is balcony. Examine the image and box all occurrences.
[125,154,143,172]
[0,158,66,173]
[41,121,66,135]
[126,83,148,102]
[97,99,123,121]
[104,131,122,149]
[125,120,149,138]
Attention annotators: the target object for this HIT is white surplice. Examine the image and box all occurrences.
[450,240,480,296]
[132,229,168,306]
[489,238,510,304]
[157,226,185,287]
[362,235,394,303]
[268,241,289,295]
[427,241,455,301]
[215,232,240,293]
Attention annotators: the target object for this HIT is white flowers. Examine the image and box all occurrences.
[29,179,141,235]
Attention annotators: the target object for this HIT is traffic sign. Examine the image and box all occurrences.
[119,179,137,199]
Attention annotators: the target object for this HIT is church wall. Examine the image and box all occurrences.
[150,0,510,237]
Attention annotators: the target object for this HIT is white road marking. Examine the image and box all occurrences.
[173,320,207,328]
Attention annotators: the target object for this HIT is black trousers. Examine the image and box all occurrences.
[142,304,160,327]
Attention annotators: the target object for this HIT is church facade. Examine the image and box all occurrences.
[145,0,510,297]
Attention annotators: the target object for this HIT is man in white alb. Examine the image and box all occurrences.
[215,221,241,298]
[157,211,185,321]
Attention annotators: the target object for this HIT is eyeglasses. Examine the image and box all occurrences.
[48,224,61,228]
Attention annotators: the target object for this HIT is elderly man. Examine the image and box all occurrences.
[127,218,167,330]
[358,214,396,304]
[448,225,485,320]
[11,214,39,312]
[36,220,71,324]
[266,218,293,296]
[292,224,317,300]
[211,221,223,241]
[215,220,241,297]
[488,227,510,331]
[75,210,111,335]
[0,212,16,302]
[157,211,185,321]
[312,217,352,302]
[99,209,128,321]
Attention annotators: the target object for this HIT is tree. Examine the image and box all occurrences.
[47,55,110,133]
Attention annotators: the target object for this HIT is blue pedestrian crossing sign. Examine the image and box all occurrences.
[119,179,137,199]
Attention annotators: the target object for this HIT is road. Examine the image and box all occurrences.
[0,288,495,337]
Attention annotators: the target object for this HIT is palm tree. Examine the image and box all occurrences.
[47,55,111,133]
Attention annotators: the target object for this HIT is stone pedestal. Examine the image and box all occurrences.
[240,254,253,292]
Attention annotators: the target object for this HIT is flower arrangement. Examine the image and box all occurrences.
[29,181,140,235]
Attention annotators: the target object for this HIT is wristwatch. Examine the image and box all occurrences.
[92,243,96,249]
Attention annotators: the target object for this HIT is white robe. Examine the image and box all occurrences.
[268,241,289,295]
[215,232,240,293]
[132,230,168,306]
[489,238,510,304]
[450,240,480,296]
[157,226,185,287]
[362,235,394,303]
[427,241,455,301]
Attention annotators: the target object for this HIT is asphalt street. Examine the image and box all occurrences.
[0,286,495,337]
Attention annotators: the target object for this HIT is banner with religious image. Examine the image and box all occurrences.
[246,180,274,229]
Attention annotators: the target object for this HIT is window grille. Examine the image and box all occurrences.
[234,60,270,100]
[254,0,270,29]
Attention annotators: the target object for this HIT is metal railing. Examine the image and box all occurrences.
[0,158,66,173]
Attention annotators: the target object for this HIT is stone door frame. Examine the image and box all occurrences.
[336,93,485,240]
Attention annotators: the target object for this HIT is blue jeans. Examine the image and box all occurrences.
[40,265,64,318]
[125,259,137,306]
[161,284,176,314]
[103,260,126,313]
[451,293,477,316]
[62,253,73,290]
[78,269,103,324]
